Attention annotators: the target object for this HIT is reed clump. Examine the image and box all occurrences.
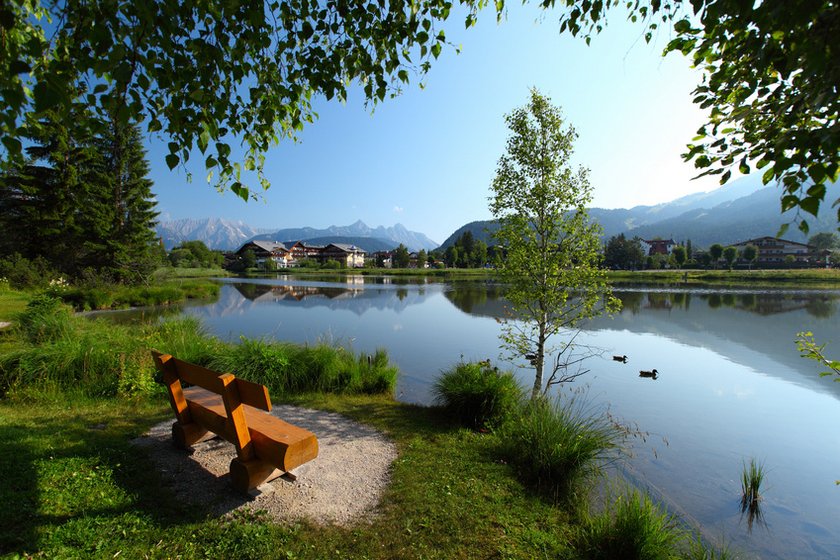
[576,491,683,560]
[497,395,619,505]
[432,361,523,430]
[210,339,397,396]
[740,458,766,531]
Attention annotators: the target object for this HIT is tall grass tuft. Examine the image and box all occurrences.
[577,491,682,560]
[15,295,73,344]
[432,361,523,430]
[739,458,765,532]
[147,317,223,367]
[210,339,398,396]
[498,395,619,505]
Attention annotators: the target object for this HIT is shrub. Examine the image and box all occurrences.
[498,395,618,504]
[577,491,682,560]
[432,361,522,429]
[0,254,57,289]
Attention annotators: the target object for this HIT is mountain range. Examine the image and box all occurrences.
[156,176,838,253]
[155,218,439,252]
[439,175,839,249]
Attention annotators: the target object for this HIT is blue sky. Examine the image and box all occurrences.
[149,4,722,244]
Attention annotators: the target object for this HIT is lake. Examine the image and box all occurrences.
[130,275,840,558]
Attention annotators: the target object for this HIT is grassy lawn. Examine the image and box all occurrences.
[0,392,581,559]
[0,287,29,322]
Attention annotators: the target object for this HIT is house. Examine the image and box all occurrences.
[371,251,393,268]
[731,236,821,265]
[640,238,676,256]
[286,241,326,263]
[235,240,291,268]
[321,243,366,268]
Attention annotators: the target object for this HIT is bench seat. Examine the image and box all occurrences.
[182,385,318,473]
[152,351,319,493]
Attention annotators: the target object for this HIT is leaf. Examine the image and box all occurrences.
[33,81,61,112]
[165,153,179,170]
[1,135,22,155]
[431,43,442,59]
[197,129,210,153]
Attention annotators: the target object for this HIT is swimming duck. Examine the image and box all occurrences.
[639,369,658,380]
[612,355,628,363]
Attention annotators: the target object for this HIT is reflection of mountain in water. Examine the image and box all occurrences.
[199,282,436,318]
[445,286,840,395]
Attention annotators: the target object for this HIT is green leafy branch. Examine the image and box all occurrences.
[796,331,840,381]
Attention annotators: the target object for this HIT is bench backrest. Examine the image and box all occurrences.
[151,351,272,463]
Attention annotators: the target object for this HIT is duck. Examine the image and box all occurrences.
[612,355,628,363]
[639,369,658,380]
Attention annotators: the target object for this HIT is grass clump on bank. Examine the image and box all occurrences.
[432,361,523,429]
[210,339,398,396]
[498,395,619,505]
[576,491,683,560]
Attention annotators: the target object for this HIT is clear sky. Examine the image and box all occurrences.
[149,4,723,244]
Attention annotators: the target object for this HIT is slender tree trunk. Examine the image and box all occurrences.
[532,313,547,399]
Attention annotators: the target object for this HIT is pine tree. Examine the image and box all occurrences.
[91,118,160,283]
[1,106,159,283]
[0,104,97,273]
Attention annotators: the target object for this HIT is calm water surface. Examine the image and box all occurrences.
[137,275,840,558]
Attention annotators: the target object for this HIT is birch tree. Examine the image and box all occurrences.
[490,89,619,399]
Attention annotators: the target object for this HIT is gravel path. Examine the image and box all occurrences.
[132,405,397,526]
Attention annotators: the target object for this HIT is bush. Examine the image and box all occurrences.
[576,491,682,560]
[0,253,58,289]
[498,395,618,504]
[432,361,522,429]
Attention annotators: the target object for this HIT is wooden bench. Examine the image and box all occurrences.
[151,351,318,493]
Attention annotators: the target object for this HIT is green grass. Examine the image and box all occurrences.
[608,268,840,288]
[498,396,620,506]
[56,280,221,311]
[209,339,398,396]
[151,266,230,280]
[0,296,397,399]
[0,391,729,559]
[432,360,523,429]
[740,458,765,532]
[577,491,683,560]
[0,284,29,322]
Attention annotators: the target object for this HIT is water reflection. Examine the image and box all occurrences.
[443,285,839,320]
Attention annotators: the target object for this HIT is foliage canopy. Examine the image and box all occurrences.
[1,0,471,200]
[2,0,836,225]
[549,0,839,231]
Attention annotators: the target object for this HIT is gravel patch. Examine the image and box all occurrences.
[132,405,397,526]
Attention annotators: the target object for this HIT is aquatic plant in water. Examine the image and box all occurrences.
[739,458,766,532]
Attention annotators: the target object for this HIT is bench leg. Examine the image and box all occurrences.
[171,422,209,449]
[229,458,281,493]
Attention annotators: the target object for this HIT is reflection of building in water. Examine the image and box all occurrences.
[233,283,363,302]
[345,275,364,285]
[248,285,362,303]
